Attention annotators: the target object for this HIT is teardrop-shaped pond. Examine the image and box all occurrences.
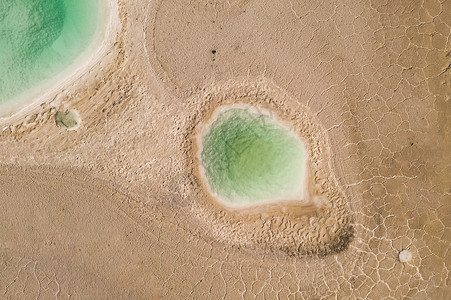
[199,107,307,206]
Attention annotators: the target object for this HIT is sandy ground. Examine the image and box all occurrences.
[1,0,450,298]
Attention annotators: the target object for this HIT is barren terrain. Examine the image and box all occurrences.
[1,0,450,298]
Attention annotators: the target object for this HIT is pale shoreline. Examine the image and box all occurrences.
[0,0,448,298]
[0,0,121,125]
[194,103,311,210]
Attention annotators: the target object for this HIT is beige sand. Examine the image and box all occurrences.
[1,0,450,298]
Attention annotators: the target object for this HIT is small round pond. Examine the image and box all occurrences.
[199,106,307,206]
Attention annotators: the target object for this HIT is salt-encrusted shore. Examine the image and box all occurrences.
[0,0,449,298]
[0,0,121,124]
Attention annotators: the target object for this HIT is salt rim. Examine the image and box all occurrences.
[195,103,310,209]
[0,0,121,123]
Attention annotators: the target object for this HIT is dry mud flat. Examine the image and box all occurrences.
[1,0,450,299]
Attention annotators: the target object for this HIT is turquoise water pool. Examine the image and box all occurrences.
[200,108,306,205]
[0,0,100,106]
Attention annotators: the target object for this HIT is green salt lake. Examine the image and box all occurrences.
[0,0,100,107]
[200,107,306,205]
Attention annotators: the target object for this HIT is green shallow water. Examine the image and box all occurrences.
[0,0,100,105]
[201,108,306,205]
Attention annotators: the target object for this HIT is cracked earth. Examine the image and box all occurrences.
[0,0,450,298]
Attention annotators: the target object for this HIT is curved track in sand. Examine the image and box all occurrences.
[1,0,450,298]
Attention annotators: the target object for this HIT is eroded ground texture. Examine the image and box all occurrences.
[1,0,450,298]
